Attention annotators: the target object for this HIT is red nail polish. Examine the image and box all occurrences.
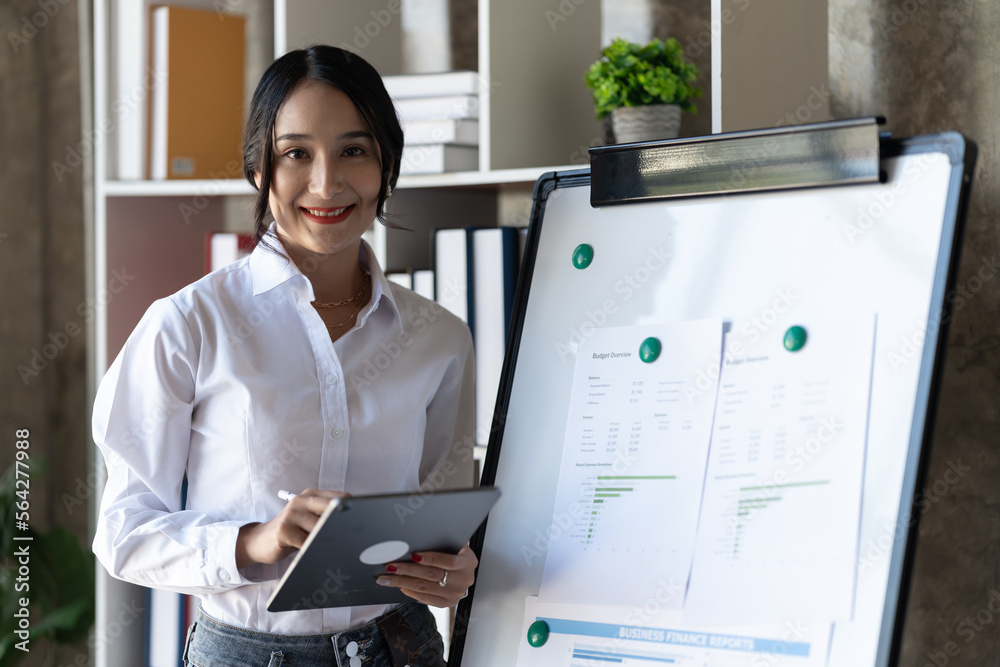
[385,565,398,573]
[411,554,423,563]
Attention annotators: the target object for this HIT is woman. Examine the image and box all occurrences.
[93,45,477,666]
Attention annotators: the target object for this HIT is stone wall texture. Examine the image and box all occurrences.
[830,1,1000,663]
[0,0,88,664]
[0,0,88,549]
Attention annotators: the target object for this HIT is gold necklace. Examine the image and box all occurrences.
[323,299,365,330]
[312,273,370,309]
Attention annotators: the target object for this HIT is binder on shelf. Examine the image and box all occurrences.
[382,70,482,99]
[433,226,524,446]
[112,0,151,180]
[469,227,520,447]
[433,228,473,324]
[386,272,413,290]
[149,5,245,180]
[412,269,435,300]
[387,270,435,299]
[205,232,254,274]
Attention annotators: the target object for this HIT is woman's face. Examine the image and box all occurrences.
[266,79,383,262]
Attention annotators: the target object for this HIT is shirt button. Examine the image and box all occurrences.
[219,570,230,581]
[325,373,338,385]
[332,427,345,439]
[350,658,362,667]
[346,641,358,656]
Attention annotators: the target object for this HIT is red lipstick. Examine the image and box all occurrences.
[300,204,354,225]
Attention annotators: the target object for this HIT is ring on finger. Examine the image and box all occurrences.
[439,570,448,587]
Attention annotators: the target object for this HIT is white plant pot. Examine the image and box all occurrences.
[611,104,682,143]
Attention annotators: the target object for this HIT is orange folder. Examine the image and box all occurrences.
[148,6,245,180]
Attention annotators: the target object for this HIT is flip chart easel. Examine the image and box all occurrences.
[449,119,976,667]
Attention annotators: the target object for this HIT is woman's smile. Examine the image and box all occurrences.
[300,204,356,224]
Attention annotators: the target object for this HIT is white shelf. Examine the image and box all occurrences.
[397,164,585,188]
[100,165,588,198]
[101,179,256,197]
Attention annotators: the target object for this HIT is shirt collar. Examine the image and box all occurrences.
[248,224,302,296]
[248,223,403,333]
[358,237,403,334]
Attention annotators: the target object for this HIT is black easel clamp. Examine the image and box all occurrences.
[589,117,884,206]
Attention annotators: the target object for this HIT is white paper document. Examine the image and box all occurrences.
[685,314,877,625]
[516,597,832,667]
[538,320,724,607]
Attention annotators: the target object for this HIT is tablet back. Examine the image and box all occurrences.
[268,487,500,612]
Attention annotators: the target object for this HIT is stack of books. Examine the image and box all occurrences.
[386,269,435,300]
[384,71,482,175]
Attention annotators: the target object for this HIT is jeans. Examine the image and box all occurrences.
[183,602,446,667]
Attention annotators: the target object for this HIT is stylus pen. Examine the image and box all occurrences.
[278,490,297,502]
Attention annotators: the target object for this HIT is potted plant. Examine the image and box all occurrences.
[584,37,702,144]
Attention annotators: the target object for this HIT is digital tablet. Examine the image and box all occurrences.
[267,486,501,612]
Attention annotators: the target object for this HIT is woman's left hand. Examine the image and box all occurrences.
[376,543,478,608]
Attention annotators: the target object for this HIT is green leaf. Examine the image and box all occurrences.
[28,599,91,637]
[585,37,702,118]
[0,633,26,667]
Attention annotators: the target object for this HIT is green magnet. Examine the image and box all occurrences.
[527,620,550,647]
[572,243,594,269]
[639,337,662,363]
[783,325,808,352]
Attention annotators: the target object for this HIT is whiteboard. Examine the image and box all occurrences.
[452,130,975,667]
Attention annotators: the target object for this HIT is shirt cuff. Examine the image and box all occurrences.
[211,521,263,587]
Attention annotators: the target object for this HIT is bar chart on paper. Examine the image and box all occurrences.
[538,320,723,607]
[566,642,796,667]
[570,643,684,665]
[577,475,677,548]
[685,314,876,625]
[556,634,816,667]
[726,479,830,557]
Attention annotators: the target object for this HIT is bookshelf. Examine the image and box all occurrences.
[91,1,603,665]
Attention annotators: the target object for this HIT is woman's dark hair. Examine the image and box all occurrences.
[242,45,404,251]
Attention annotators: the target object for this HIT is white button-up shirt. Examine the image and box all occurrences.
[92,234,475,634]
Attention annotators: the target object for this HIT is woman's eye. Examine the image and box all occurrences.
[283,148,307,159]
[344,146,365,157]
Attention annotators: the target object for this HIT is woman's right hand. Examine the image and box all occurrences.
[235,488,347,569]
